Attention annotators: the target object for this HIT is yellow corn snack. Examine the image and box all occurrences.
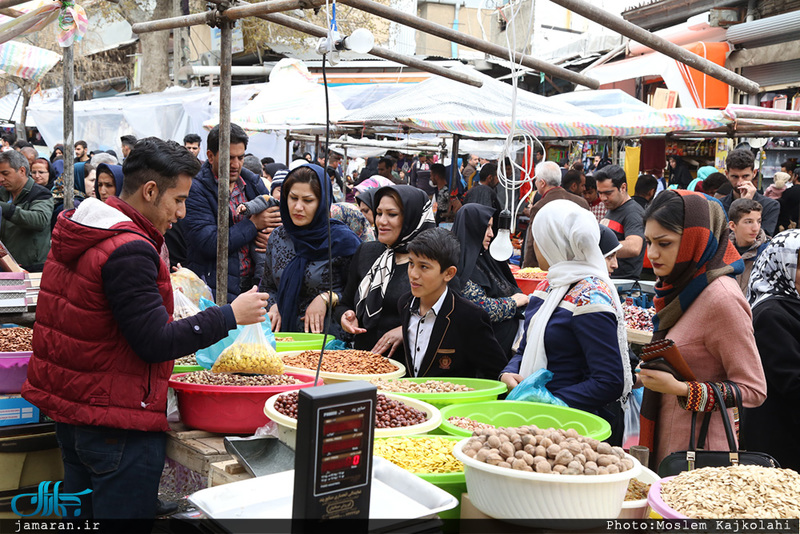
[374,437,463,474]
[211,342,285,375]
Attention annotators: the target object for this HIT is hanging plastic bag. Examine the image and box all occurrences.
[623,387,643,447]
[171,267,213,307]
[212,323,284,375]
[506,369,568,407]
[173,289,201,320]
[195,297,277,369]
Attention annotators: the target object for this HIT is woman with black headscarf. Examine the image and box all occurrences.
[335,185,435,356]
[667,156,692,189]
[259,164,361,335]
[355,188,377,225]
[453,203,528,357]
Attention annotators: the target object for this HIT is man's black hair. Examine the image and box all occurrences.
[121,137,201,198]
[584,173,597,191]
[206,123,248,155]
[562,170,582,192]
[726,149,755,171]
[183,133,201,145]
[379,156,395,168]
[75,140,88,149]
[1,133,15,145]
[407,227,460,272]
[430,163,446,179]
[782,160,797,174]
[634,174,658,196]
[594,164,627,190]
[13,140,32,149]
[120,135,137,148]
[703,172,727,193]
[261,157,275,165]
[479,163,497,183]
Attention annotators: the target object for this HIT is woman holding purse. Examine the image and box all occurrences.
[638,190,767,467]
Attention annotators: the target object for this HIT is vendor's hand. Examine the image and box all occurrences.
[500,372,524,391]
[303,295,328,334]
[230,286,268,325]
[511,293,529,308]
[171,263,182,273]
[254,230,270,253]
[268,303,282,332]
[738,181,757,200]
[637,368,688,396]
[341,310,366,334]
[371,326,403,358]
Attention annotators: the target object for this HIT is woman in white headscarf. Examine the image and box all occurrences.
[500,200,632,444]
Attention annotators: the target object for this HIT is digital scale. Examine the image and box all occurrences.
[292,381,377,523]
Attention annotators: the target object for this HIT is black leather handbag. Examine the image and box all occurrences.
[657,382,779,477]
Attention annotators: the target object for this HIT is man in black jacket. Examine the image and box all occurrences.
[400,228,508,379]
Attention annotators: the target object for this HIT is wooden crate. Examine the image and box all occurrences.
[208,459,253,487]
[165,424,232,481]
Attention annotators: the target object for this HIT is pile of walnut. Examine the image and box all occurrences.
[462,425,633,475]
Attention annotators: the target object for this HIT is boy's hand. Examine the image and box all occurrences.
[372,326,403,358]
[500,372,524,391]
[341,310,366,334]
[236,204,247,215]
[230,286,268,325]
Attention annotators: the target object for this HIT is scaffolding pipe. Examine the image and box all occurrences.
[546,0,761,94]
[215,21,233,303]
[63,46,74,212]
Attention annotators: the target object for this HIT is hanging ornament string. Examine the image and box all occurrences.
[57,1,88,48]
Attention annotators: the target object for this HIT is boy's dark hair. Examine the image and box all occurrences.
[261,157,275,165]
[430,163,446,180]
[120,135,137,148]
[379,156,395,168]
[562,170,582,191]
[702,172,728,193]
[643,189,684,235]
[726,149,755,171]
[121,137,201,198]
[2,133,15,145]
[479,163,497,183]
[183,133,201,145]
[76,140,88,149]
[782,160,797,173]
[584,173,597,191]
[594,164,627,189]
[13,140,32,149]
[634,174,658,196]
[408,227,461,272]
[206,123,248,155]
[728,198,762,224]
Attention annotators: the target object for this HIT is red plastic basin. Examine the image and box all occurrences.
[515,277,545,295]
[0,352,32,394]
[169,372,323,434]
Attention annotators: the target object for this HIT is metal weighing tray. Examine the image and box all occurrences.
[223,436,296,478]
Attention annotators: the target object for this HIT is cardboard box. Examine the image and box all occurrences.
[0,395,40,427]
[651,88,678,109]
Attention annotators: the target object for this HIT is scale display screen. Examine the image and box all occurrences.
[313,401,373,496]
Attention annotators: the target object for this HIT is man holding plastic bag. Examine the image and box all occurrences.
[22,138,270,521]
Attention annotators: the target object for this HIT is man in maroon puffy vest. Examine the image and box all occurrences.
[22,138,269,520]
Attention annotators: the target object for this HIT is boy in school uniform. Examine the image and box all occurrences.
[400,228,508,379]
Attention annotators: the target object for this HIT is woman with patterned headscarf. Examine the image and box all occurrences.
[334,185,435,357]
[742,230,800,471]
[638,189,766,468]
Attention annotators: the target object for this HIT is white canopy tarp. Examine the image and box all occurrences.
[549,89,654,117]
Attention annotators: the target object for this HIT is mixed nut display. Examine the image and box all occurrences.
[515,268,548,280]
[273,391,428,429]
[461,425,634,475]
[371,378,474,393]
[448,416,496,432]
[173,370,299,387]
[374,437,463,474]
[0,327,33,352]
[283,349,398,375]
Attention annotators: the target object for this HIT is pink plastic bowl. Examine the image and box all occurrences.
[169,372,323,434]
[0,352,32,393]
[647,476,689,519]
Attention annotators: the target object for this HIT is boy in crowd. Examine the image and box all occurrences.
[720,149,780,236]
[728,198,769,294]
[583,173,606,222]
[400,228,508,379]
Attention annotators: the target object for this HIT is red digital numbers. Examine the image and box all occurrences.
[352,454,360,467]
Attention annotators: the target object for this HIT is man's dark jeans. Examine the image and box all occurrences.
[55,422,166,520]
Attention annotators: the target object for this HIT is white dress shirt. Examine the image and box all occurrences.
[407,289,449,376]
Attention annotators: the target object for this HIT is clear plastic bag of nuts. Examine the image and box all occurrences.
[211,324,285,375]
[173,289,201,321]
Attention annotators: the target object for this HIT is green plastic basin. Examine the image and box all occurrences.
[172,364,203,374]
[274,332,327,352]
[439,400,612,441]
[381,377,508,409]
[374,434,465,521]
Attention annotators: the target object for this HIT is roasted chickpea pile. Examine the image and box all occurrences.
[274,392,427,429]
[173,370,299,387]
[283,350,397,375]
[175,354,198,366]
[462,426,633,475]
[625,479,651,501]
[374,437,462,474]
[275,336,295,343]
[371,378,474,393]
[0,327,33,352]
[448,416,496,432]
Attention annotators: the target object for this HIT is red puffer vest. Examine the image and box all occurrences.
[22,197,174,432]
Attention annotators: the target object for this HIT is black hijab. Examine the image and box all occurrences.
[355,188,378,214]
[668,156,692,189]
[453,203,519,297]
